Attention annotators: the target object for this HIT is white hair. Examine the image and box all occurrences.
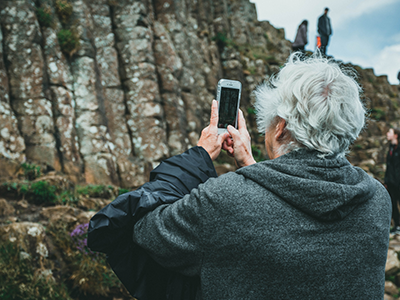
[254,52,366,156]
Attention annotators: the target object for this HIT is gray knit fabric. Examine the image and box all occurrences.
[133,149,391,299]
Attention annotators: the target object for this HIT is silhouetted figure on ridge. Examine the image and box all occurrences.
[292,20,308,52]
[318,7,332,55]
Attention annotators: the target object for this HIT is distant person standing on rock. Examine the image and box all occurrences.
[318,7,332,55]
[385,127,400,233]
[292,20,308,52]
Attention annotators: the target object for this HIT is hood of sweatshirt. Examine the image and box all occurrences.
[236,148,377,221]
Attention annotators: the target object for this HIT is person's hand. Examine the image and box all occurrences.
[197,100,230,161]
[224,110,256,168]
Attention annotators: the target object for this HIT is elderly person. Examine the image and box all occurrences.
[92,53,391,299]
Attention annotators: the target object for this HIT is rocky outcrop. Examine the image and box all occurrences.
[1,0,395,188]
[0,0,396,188]
[0,0,298,188]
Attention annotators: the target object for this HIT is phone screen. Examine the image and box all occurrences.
[218,87,240,129]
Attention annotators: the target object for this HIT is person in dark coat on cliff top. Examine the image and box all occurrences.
[385,127,400,233]
[128,53,391,299]
[318,7,332,55]
[292,20,308,52]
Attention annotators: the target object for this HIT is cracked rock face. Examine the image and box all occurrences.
[0,0,398,187]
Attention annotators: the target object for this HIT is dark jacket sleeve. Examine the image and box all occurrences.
[87,146,217,300]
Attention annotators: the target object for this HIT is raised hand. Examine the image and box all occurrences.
[224,109,256,168]
[197,100,230,161]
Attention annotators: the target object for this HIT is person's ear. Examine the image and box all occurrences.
[274,118,286,140]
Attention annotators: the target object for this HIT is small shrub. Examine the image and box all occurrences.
[36,6,53,28]
[55,0,73,24]
[57,29,80,56]
[212,32,236,50]
[29,181,57,204]
[59,190,79,206]
[0,241,71,299]
[19,183,30,195]
[21,162,41,180]
[47,223,129,297]
[118,188,130,195]
[76,184,115,199]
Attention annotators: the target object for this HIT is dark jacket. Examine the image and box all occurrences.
[88,146,215,299]
[385,144,400,186]
[133,148,391,299]
[318,14,332,36]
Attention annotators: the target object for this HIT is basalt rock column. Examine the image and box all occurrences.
[112,0,169,172]
[153,0,223,146]
[87,0,145,187]
[0,0,59,170]
[0,27,25,179]
[37,0,83,182]
[69,0,119,185]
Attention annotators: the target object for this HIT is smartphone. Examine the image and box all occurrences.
[216,79,242,134]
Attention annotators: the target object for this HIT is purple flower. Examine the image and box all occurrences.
[70,223,96,255]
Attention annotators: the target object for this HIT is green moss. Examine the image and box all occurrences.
[57,29,80,56]
[36,6,53,28]
[29,181,57,204]
[76,184,115,199]
[0,241,71,299]
[20,162,41,180]
[118,188,130,195]
[212,32,236,50]
[59,190,79,206]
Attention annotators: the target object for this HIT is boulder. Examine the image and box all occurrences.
[0,222,48,258]
[0,198,15,216]
[385,281,399,295]
[386,249,400,276]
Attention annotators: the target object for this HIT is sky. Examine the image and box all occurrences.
[250,0,400,85]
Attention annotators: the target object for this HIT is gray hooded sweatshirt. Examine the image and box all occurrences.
[133,148,391,299]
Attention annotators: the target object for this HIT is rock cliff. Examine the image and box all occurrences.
[0,0,398,187]
[1,0,400,299]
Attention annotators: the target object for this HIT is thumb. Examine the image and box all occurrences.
[218,131,230,144]
[227,125,240,140]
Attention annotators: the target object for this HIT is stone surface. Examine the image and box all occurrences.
[0,198,15,216]
[0,0,58,168]
[0,0,398,188]
[386,249,400,276]
[0,222,48,258]
[385,281,399,296]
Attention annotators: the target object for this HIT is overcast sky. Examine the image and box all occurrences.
[250,0,400,84]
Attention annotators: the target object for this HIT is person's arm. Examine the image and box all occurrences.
[317,16,325,35]
[132,181,215,276]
